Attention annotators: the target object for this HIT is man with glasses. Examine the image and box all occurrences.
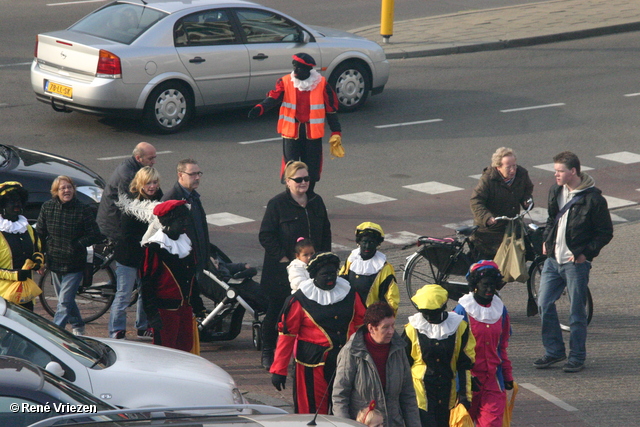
[470,147,534,260]
[162,159,209,318]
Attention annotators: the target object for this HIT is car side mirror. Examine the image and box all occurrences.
[300,30,310,44]
[45,361,65,377]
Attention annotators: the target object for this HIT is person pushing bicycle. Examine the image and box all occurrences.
[470,147,534,260]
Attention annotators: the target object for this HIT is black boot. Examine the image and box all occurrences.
[261,349,274,371]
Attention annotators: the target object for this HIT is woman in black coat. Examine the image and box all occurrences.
[259,161,331,369]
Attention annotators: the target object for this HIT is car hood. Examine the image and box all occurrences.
[86,338,241,408]
[310,25,369,41]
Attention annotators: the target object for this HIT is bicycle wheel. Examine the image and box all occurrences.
[527,259,593,331]
[38,255,117,323]
[404,250,471,306]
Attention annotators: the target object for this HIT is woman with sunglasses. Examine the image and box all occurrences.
[258,160,332,370]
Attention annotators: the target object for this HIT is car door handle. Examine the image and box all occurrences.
[189,57,206,63]
[252,54,269,60]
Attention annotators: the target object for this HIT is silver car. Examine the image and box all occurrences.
[31,0,390,133]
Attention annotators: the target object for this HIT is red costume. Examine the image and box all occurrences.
[270,277,365,414]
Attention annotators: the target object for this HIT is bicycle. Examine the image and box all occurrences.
[403,203,593,330]
[38,242,117,323]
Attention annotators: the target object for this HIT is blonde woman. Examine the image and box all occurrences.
[111,166,163,339]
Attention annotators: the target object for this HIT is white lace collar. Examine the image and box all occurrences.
[292,70,322,91]
[0,215,29,234]
[298,276,351,305]
[458,293,504,324]
[408,311,464,340]
[347,248,386,275]
[147,229,192,259]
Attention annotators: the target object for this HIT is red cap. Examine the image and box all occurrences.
[292,53,316,67]
[153,199,187,217]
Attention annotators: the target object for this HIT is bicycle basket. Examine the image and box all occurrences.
[420,238,470,276]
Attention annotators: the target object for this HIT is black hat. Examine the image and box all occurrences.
[306,252,340,278]
[292,53,316,68]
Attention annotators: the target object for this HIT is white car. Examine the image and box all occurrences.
[31,0,390,133]
[0,297,244,409]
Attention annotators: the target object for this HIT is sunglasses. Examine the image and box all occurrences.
[288,176,310,183]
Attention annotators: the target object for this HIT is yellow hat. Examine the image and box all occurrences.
[355,222,385,239]
[411,284,448,310]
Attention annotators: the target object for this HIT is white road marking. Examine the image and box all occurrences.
[469,174,482,180]
[610,213,629,223]
[331,243,352,252]
[0,62,31,68]
[500,103,565,113]
[206,213,254,226]
[335,192,397,205]
[48,0,105,6]
[519,383,579,412]
[375,119,443,129]
[97,151,172,161]
[443,219,474,230]
[624,92,640,97]
[534,163,593,172]
[403,181,463,195]
[603,195,637,209]
[238,137,280,145]
[385,231,421,246]
[597,151,640,164]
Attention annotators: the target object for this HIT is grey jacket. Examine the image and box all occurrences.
[332,328,420,427]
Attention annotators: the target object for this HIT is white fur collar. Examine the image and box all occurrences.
[292,70,322,91]
[298,276,351,305]
[116,193,163,224]
[347,248,386,275]
[458,293,504,324]
[146,228,192,259]
[408,311,464,340]
[0,215,29,234]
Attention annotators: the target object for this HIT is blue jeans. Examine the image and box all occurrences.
[108,262,147,336]
[538,257,591,363]
[52,271,85,329]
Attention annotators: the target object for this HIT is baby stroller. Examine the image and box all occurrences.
[197,244,267,350]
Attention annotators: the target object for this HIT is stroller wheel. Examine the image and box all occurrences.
[252,322,262,351]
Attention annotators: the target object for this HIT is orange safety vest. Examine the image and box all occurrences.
[277,74,327,139]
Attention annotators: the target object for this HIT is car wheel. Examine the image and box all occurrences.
[144,81,193,134]
[329,61,371,112]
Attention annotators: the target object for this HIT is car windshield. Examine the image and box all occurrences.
[69,3,168,44]
[5,303,109,369]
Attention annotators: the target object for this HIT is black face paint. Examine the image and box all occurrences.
[420,304,448,324]
[313,264,338,290]
[1,193,23,222]
[473,276,498,305]
[164,215,187,241]
[293,63,312,81]
[359,235,378,261]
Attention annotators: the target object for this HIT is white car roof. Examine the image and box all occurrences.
[118,0,262,14]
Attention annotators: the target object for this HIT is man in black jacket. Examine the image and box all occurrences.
[162,158,208,317]
[97,142,156,339]
[533,151,612,373]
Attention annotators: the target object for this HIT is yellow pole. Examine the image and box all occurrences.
[380,0,394,43]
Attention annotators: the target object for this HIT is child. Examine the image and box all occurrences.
[287,237,315,293]
[357,401,384,427]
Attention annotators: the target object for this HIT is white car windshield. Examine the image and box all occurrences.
[70,3,168,44]
[4,303,109,369]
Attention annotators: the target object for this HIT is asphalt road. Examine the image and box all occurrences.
[2,2,640,265]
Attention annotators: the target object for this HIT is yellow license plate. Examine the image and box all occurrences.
[45,81,73,98]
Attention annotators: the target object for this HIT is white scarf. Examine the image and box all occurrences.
[146,229,192,259]
[0,215,29,234]
[458,293,504,324]
[298,276,351,305]
[408,311,464,340]
[292,70,322,91]
[347,248,386,276]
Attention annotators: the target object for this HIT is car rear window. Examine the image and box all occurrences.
[69,3,168,44]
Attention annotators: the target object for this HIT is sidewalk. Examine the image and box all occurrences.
[351,0,640,59]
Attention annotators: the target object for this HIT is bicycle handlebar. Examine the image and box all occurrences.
[494,198,534,221]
